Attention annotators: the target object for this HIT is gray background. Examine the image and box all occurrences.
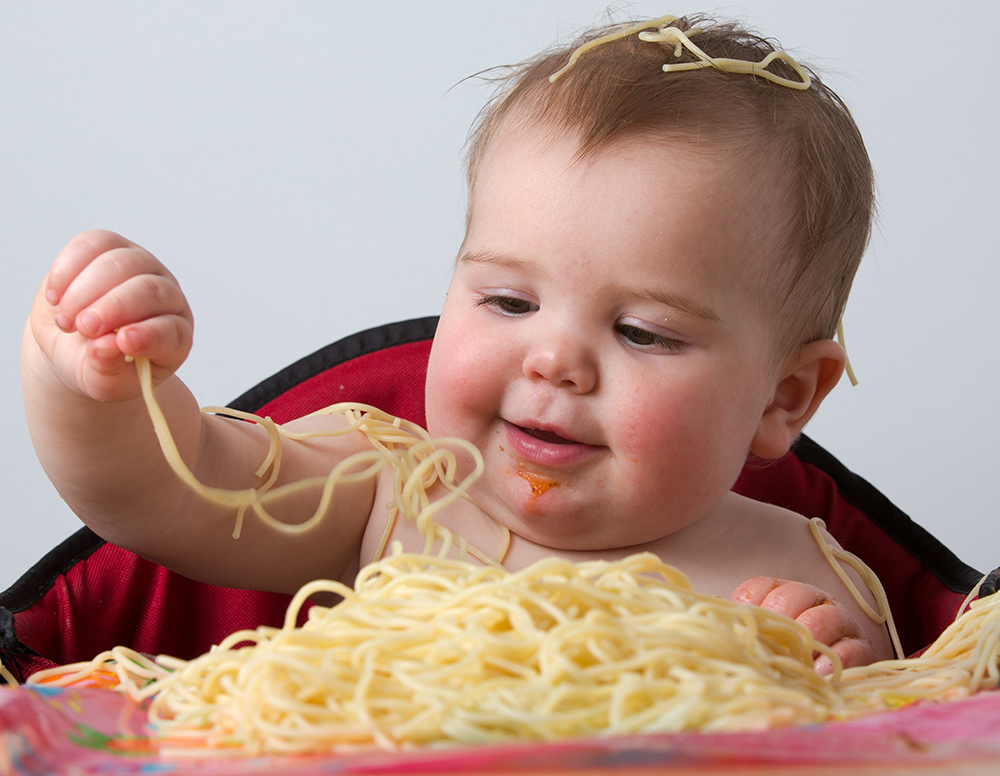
[3,1,997,592]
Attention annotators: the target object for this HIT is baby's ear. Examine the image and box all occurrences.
[750,339,846,459]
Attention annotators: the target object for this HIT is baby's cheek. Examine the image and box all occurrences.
[425,355,498,438]
[615,397,692,459]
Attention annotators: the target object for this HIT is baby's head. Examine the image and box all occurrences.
[464,14,873,360]
[423,15,873,552]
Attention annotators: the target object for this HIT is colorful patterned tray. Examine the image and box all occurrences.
[3,684,1000,775]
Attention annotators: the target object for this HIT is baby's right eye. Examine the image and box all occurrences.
[476,294,538,316]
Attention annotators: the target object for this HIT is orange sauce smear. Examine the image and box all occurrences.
[516,469,559,496]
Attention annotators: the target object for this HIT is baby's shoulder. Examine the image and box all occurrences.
[724,493,842,577]
[675,492,846,598]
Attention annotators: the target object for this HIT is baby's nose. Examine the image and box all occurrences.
[521,328,598,394]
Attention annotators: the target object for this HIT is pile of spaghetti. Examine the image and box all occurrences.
[28,552,1000,755]
[33,552,847,754]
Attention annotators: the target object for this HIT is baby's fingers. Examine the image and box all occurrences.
[814,635,875,675]
[111,314,193,372]
[76,315,192,402]
[69,273,191,341]
[731,576,784,607]
[794,595,859,645]
[732,577,874,675]
[49,236,182,335]
[815,636,878,676]
[732,577,832,622]
[796,597,874,674]
[46,230,139,306]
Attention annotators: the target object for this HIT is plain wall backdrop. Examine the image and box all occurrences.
[2,1,998,592]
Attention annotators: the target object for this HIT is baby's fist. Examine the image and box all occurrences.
[31,230,193,402]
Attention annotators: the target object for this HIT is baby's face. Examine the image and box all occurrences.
[425,122,791,552]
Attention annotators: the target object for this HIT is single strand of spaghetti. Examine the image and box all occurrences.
[245,451,387,535]
[836,317,859,386]
[808,517,904,659]
[201,406,282,481]
[637,25,811,89]
[352,651,395,749]
[0,661,16,686]
[548,14,679,81]
[282,579,355,630]
[807,518,884,625]
[432,520,457,559]
[28,650,117,686]
[661,51,811,89]
[137,357,260,508]
[370,505,400,564]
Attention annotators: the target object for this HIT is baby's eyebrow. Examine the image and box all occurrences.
[632,286,722,322]
[457,249,531,271]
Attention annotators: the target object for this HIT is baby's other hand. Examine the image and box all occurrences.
[731,576,875,675]
[29,230,193,402]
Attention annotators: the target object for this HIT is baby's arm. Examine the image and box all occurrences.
[731,577,875,674]
[23,231,375,593]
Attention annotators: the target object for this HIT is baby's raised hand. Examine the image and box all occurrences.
[29,230,193,403]
[731,577,875,675]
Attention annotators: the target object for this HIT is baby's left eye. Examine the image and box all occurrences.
[617,323,682,353]
[476,294,538,316]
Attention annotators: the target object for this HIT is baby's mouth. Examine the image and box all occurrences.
[520,426,576,445]
[504,421,599,467]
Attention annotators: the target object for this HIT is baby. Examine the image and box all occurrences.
[21,15,893,671]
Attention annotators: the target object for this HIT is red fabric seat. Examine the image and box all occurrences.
[0,317,983,682]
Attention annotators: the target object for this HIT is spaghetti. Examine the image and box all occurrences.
[549,15,811,89]
[25,552,1000,754]
[837,589,1000,718]
[15,356,1000,754]
[136,356,508,566]
[31,551,844,753]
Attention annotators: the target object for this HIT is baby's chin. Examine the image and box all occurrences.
[493,507,674,562]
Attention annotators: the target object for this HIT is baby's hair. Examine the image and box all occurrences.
[465,14,874,358]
